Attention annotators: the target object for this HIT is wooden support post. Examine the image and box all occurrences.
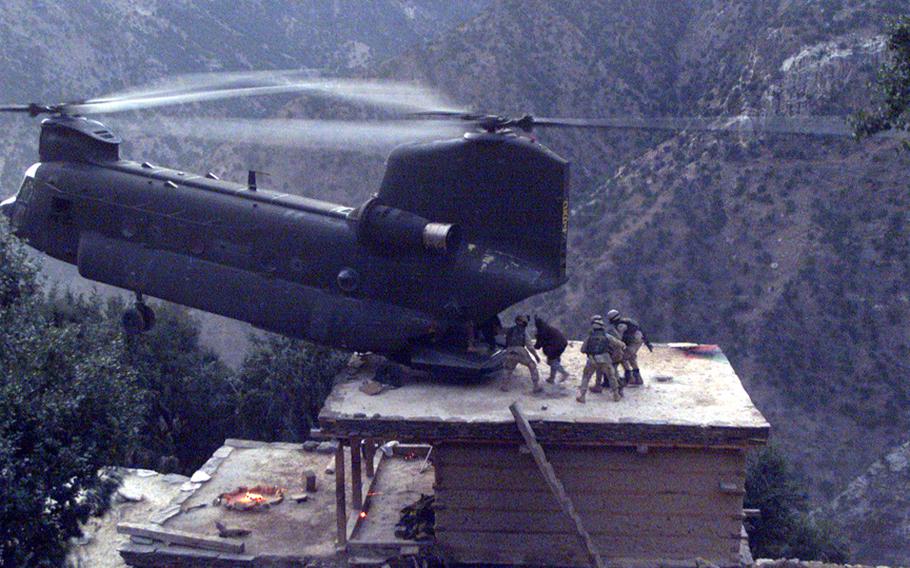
[510,403,606,568]
[350,436,363,512]
[363,439,376,478]
[335,441,347,546]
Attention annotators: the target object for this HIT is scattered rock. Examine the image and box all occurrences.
[161,473,190,485]
[655,375,674,382]
[212,445,234,459]
[325,465,335,475]
[115,487,145,503]
[290,493,309,503]
[215,521,251,539]
[149,504,181,525]
[190,470,212,483]
[180,481,201,492]
[183,502,207,513]
[315,441,339,454]
[302,440,319,452]
[359,379,384,396]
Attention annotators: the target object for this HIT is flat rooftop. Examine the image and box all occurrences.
[120,439,346,567]
[320,343,770,447]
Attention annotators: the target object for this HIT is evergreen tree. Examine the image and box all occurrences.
[745,446,850,562]
[0,221,144,567]
[235,334,347,442]
[852,15,910,148]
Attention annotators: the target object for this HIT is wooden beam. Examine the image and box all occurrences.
[335,441,347,546]
[351,436,363,512]
[116,522,244,553]
[509,402,605,568]
[363,439,376,478]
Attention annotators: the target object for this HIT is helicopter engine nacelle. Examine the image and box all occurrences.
[352,198,460,254]
[39,116,121,163]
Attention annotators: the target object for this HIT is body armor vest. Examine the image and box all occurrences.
[505,325,527,347]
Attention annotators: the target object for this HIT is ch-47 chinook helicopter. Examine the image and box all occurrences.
[0,72,882,375]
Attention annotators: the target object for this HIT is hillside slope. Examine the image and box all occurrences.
[819,440,910,565]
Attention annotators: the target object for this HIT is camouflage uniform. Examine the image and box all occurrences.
[607,310,653,386]
[578,317,625,403]
[501,317,541,392]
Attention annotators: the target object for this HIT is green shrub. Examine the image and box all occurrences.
[235,335,347,442]
[0,221,144,567]
[745,446,850,562]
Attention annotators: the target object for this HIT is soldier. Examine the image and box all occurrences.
[607,309,653,386]
[578,315,625,403]
[500,315,542,393]
[533,315,571,383]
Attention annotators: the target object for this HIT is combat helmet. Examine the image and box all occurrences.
[606,309,620,322]
[590,315,605,329]
[515,314,529,326]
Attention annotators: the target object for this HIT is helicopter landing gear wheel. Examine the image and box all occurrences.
[122,293,155,335]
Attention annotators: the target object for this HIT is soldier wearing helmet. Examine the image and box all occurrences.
[607,309,653,386]
[500,314,542,393]
[577,315,625,403]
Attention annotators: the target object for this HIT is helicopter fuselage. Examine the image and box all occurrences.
[3,116,570,372]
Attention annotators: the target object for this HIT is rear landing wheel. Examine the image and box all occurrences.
[122,302,155,335]
[136,302,155,331]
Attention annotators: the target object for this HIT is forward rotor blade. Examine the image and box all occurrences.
[63,71,462,115]
[119,118,465,151]
[0,104,54,116]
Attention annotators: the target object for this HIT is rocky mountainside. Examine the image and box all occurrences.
[1,3,908,561]
[819,441,910,565]
[245,2,910,561]
[0,0,487,189]
[257,0,909,509]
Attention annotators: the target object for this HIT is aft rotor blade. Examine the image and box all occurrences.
[529,115,890,138]
[121,118,465,150]
[62,71,462,115]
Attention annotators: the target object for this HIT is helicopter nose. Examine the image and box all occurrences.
[1,194,16,219]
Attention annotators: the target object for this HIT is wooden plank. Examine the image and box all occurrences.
[319,413,769,448]
[435,488,743,515]
[435,509,742,538]
[116,522,244,553]
[436,464,743,495]
[436,443,744,474]
[436,530,740,566]
[363,439,376,478]
[335,441,347,546]
[510,402,605,568]
[350,437,363,512]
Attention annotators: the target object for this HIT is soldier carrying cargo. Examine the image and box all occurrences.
[533,315,571,384]
[607,309,653,386]
[500,315,542,393]
[578,315,625,403]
